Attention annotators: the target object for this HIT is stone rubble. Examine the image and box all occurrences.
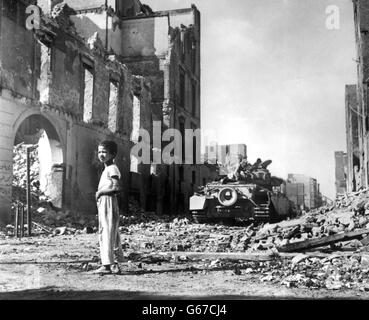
[116,189,369,291]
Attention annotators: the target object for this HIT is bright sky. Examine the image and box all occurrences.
[143,0,357,200]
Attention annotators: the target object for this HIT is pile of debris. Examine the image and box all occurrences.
[250,189,369,253]
[120,218,255,253]
[165,251,369,291]
[32,195,153,232]
[122,197,157,225]
[12,143,47,205]
[254,252,369,291]
[35,206,97,229]
[118,200,369,254]
[334,189,369,213]
[12,143,39,190]
[1,205,98,238]
[248,212,369,252]
[5,196,153,238]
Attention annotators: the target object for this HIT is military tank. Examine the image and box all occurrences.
[190,160,296,223]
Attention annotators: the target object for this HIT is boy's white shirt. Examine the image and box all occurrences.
[98,164,121,191]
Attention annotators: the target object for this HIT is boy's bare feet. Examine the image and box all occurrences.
[110,263,121,275]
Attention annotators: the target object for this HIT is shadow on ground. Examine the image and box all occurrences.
[0,287,360,300]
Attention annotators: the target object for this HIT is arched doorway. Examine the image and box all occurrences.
[13,114,64,209]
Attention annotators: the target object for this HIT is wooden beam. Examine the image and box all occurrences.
[153,251,355,262]
[277,229,369,253]
[32,222,52,234]
[165,251,285,261]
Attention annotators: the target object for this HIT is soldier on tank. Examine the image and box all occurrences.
[233,155,253,181]
[251,158,262,170]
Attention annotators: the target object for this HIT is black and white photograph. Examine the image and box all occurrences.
[0,0,369,305]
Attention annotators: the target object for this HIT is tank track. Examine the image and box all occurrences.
[253,203,271,221]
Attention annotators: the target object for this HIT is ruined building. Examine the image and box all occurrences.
[74,0,201,215]
[0,0,202,225]
[0,0,138,224]
[118,2,202,215]
[60,0,201,214]
[345,84,360,192]
[352,0,369,189]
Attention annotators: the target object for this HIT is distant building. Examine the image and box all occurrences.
[335,151,348,197]
[286,174,321,210]
[285,182,305,209]
[205,143,247,164]
[204,143,247,176]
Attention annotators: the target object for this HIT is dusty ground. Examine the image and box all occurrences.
[1,224,369,300]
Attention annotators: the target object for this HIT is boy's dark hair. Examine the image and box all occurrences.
[99,140,118,157]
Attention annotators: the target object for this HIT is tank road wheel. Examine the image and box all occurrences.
[218,188,238,207]
[192,211,207,223]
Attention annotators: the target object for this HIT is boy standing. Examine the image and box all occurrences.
[93,140,124,275]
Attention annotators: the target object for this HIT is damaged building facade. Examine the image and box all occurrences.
[118,2,202,215]
[65,0,201,215]
[0,0,202,225]
[348,0,369,191]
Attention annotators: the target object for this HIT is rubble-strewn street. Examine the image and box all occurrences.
[2,0,369,304]
[2,189,369,299]
[4,119,369,299]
